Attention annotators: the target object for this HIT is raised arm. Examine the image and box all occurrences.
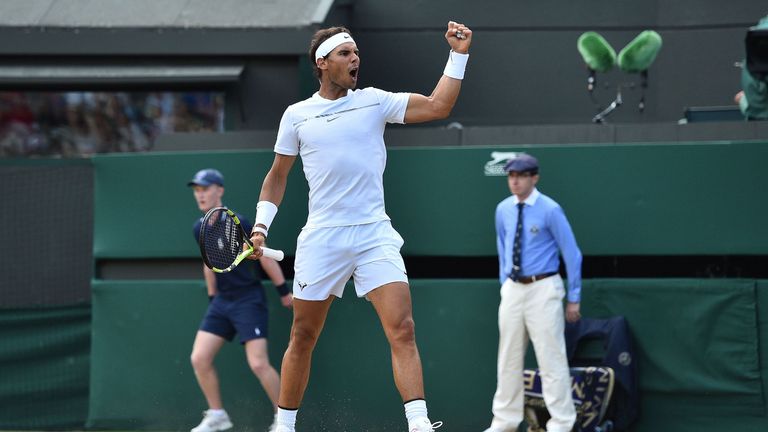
[404,20,473,124]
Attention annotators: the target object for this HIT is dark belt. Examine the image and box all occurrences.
[512,271,558,285]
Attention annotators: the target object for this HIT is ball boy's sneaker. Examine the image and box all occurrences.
[191,410,233,432]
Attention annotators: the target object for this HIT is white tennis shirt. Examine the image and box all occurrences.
[274,88,410,228]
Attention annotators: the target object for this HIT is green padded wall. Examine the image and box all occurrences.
[93,142,768,259]
[87,279,768,431]
[386,142,768,255]
[87,280,294,430]
[87,142,768,431]
[87,279,498,431]
[92,151,309,259]
[579,279,765,432]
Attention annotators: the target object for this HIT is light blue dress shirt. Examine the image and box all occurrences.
[495,188,582,302]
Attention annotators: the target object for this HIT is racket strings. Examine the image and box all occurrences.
[202,210,243,269]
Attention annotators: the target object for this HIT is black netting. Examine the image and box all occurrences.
[0,164,93,308]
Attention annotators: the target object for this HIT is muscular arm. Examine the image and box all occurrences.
[259,153,296,206]
[404,21,472,124]
[253,155,295,304]
[404,75,463,124]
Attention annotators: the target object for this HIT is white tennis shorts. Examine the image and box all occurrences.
[292,220,409,301]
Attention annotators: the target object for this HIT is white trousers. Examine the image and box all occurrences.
[489,275,576,432]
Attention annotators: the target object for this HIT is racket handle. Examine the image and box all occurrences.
[261,247,284,261]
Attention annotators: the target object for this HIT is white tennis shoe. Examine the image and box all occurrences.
[409,417,443,432]
[191,410,233,432]
[268,418,287,432]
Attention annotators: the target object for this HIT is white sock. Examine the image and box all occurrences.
[277,407,298,429]
[207,408,226,417]
[404,399,428,424]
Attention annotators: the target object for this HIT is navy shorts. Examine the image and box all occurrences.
[200,289,269,344]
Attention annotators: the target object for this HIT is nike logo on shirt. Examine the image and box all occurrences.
[292,102,380,127]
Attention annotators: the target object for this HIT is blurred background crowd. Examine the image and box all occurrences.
[0,91,224,157]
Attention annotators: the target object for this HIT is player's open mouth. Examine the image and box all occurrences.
[349,68,358,80]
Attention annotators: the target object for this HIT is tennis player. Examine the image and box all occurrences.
[245,21,472,432]
[188,168,293,432]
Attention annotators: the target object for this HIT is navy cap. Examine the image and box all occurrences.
[187,168,224,187]
[504,154,539,174]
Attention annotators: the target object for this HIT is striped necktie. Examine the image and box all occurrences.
[512,202,524,280]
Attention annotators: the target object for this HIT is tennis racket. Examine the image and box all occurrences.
[198,206,284,273]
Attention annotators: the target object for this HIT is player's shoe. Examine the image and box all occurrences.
[191,410,233,432]
[409,417,443,432]
[267,417,285,432]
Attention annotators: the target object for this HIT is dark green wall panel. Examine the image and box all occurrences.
[582,279,762,404]
[87,280,295,430]
[386,142,768,256]
[86,278,768,431]
[92,151,309,259]
[93,142,768,258]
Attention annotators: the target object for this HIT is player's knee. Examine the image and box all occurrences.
[289,325,321,351]
[388,316,416,345]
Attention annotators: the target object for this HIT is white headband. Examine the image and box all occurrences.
[315,32,355,60]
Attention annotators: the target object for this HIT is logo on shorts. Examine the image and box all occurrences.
[297,281,308,291]
[484,151,520,176]
[618,352,632,366]
[254,327,261,336]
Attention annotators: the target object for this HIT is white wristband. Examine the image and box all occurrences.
[443,50,469,80]
[250,226,268,237]
[254,201,278,230]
